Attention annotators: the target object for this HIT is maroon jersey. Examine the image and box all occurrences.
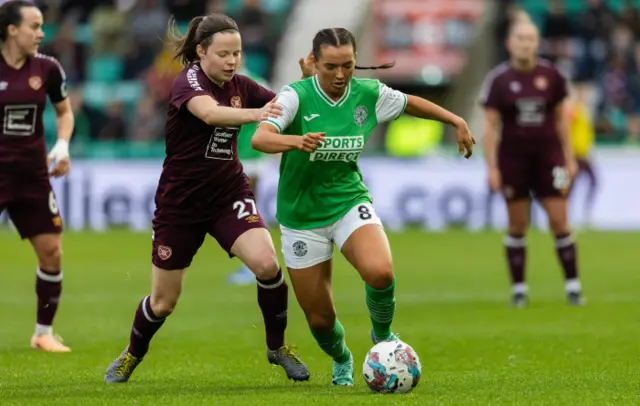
[480,60,568,145]
[155,63,275,224]
[0,53,67,179]
[480,60,570,200]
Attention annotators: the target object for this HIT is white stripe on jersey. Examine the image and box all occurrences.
[35,53,67,80]
[478,62,510,104]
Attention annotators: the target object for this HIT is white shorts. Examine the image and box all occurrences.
[242,158,270,177]
[280,202,383,269]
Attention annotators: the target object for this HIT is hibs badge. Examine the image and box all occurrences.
[354,105,368,127]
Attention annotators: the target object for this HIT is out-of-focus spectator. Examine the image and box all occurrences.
[68,88,107,142]
[236,0,271,76]
[541,0,573,63]
[144,40,184,104]
[98,102,127,141]
[626,43,640,143]
[129,91,163,142]
[89,2,130,56]
[43,17,87,82]
[166,0,206,20]
[129,0,170,54]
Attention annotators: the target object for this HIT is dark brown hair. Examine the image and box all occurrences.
[0,0,38,42]
[312,28,395,70]
[167,13,240,66]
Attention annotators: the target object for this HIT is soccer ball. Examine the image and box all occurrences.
[362,340,422,394]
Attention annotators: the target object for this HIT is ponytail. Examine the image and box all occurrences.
[355,62,396,70]
[167,13,240,66]
[167,15,205,66]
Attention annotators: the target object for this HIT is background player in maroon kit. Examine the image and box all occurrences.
[481,19,584,307]
[105,13,310,383]
[0,1,74,352]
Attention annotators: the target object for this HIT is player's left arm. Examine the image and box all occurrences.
[376,81,475,159]
[554,71,577,179]
[555,100,577,179]
[46,58,74,178]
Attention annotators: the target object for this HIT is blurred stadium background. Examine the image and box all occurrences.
[1,0,639,404]
[1,0,638,232]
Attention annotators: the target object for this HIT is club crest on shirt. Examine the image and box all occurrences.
[354,105,368,127]
[231,95,242,108]
[29,76,42,91]
[157,245,173,260]
[509,81,521,93]
[534,75,548,91]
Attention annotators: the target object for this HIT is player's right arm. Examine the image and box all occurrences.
[479,70,503,191]
[186,95,281,127]
[483,108,502,191]
[252,86,326,153]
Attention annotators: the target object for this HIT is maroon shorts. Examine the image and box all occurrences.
[151,191,268,270]
[498,143,569,201]
[0,180,63,239]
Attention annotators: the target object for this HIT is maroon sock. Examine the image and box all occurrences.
[36,268,62,328]
[555,234,579,281]
[128,296,166,358]
[257,269,288,351]
[504,234,526,285]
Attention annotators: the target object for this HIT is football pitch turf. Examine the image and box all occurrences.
[0,229,637,405]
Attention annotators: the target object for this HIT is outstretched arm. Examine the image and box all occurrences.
[251,85,326,154]
[187,96,277,127]
[252,123,325,154]
[404,95,476,159]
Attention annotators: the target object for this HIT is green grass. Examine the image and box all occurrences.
[0,229,638,405]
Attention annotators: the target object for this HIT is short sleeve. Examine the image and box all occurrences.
[554,69,569,105]
[261,85,299,133]
[243,76,277,108]
[375,81,408,123]
[45,57,68,103]
[170,66,213,109]
[479,71,501,109]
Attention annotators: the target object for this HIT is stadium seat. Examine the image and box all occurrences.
[82,81,142,109]
[86,55,124,83]
[244,52,269,77]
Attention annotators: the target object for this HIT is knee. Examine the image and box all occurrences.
[361,261,395,290]
[307,310,336,332]
[249,252,280,281]
[150,293,179,317]
[549,218,570,236]
[38,242,62,270]
[508,221,528,236]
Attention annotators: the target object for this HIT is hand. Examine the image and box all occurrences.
[299,52,316,78]
[454,118,476,159]
[488,167,502,192]
[259,98,283,121]
[296,132,326,153]
[47,139,71,178]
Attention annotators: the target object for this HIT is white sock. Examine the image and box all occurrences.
[35,324,53,336]
[565,278,581,293]
[512,283,528,295]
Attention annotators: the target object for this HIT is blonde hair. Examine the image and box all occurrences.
[508,17,540,38]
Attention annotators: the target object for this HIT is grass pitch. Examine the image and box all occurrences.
[0,229,638,405]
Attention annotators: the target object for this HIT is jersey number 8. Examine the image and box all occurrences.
[358,205,372,220]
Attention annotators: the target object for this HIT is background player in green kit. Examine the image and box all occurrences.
[251,27,476,386]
